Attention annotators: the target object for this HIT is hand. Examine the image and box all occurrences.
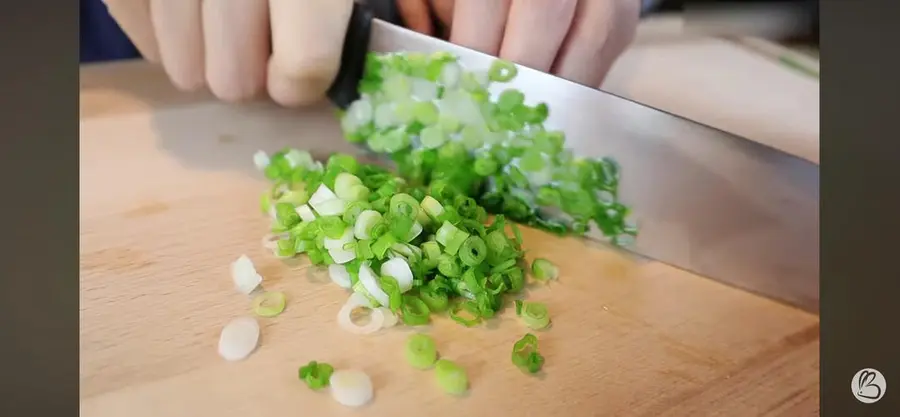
[396,0,641,87]
[102,0,354,106]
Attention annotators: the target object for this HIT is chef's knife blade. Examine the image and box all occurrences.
[326,3,820,313]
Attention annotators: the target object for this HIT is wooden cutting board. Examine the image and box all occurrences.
[79,61,819,417]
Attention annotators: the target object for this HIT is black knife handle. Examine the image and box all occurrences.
[326,2,374,109]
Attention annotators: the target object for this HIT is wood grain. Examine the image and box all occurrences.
[79,61,820,416]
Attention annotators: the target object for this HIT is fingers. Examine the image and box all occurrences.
[268,0,354,107]
[552,0,640,87]
[102,0,160,62]
[449,0,510,56]
[397,0,434,35]
[429,0,455,33]
[150,0,204,91]
[202,0,270,102]
[499,0,577,73]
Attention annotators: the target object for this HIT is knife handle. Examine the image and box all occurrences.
[326,2,377,110]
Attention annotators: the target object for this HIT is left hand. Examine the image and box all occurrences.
[395,0,642,87]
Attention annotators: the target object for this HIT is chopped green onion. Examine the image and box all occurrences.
[497,89,525,111]
[437,255,462,278]
[420,125,447,149]
[421,241,442,261]
[458,236,487,267]
[531,258,558,281]
[372,233,397,259]
[275,238,296,258]
[505,268,525,293]
[252,291,287,317]
[511,333,544,374]
[434,359,468,395]
[473,155,498,176]
[421,196,445,220]
[406,333,438,369]
[400,294,431,326]
[449,300,481,327]
[435,221,470,255]
[275,203,301,228]
[488,59,517,82]
[516,301,550,330]
[390,193,420,218]
[379,276,403,312]
[342,201,371,225]
[319,216,348,239]
[419,288,449,312]
[298,360,335,390]
[353,210,383,240]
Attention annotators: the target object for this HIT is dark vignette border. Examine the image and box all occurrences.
[821,0,900,415]
[0,2,79,415]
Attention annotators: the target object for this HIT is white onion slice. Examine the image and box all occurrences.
[440,62,462,88]
[309,184,338,207]
[380,258,414,293]
[341,98,373,132]
[253,150,270,171]
[329,369,374,407]
[374,102,397,129]
[295,204,317,222]
[231,255,262,295]
[404,222,423,242]
[324,228,355,250]
[218,317,260,361]
[328,247,357,265]
[337,294,384,335]
[354,210,383,240]
[439,89,485,126]
[311,199,346,216]
[334,173,364,200]
[328,264,352,288]
[411,78,439,101]
[378,307,398,328]
[346,291,374,309]
[358,263,390,306]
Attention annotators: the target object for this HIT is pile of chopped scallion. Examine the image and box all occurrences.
[224,51,635,406]
[254,149,537,332]
[339,51,636,243]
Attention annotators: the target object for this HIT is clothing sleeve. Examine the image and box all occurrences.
[641,0,664,15]
[80,0,141,63]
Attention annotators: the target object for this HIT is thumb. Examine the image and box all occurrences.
[267,0,354,107]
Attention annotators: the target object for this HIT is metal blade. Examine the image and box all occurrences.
[367,20,820,312]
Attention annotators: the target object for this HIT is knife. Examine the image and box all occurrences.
[325,2,820,313]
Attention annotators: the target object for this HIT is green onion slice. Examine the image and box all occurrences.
[406,333,438,369]
[458,236,487,267]
[419,288,450,312]
[488,59,517,82]
[448,300,482,327]
[252,291,287,317]
[298,360,335,390]
[516,301,550,330]
[531,258,558,281]
[511,333,544,374]
[400,294,431,326]
[434,359,468,395]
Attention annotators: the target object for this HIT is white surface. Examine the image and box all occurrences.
[603,37,819,164]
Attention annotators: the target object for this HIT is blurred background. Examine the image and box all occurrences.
[605,0,819,163]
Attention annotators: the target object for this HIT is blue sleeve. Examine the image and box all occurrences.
[80,0,142,63]
[641,0,664,15]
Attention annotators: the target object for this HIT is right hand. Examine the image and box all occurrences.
[103,0,355,106]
